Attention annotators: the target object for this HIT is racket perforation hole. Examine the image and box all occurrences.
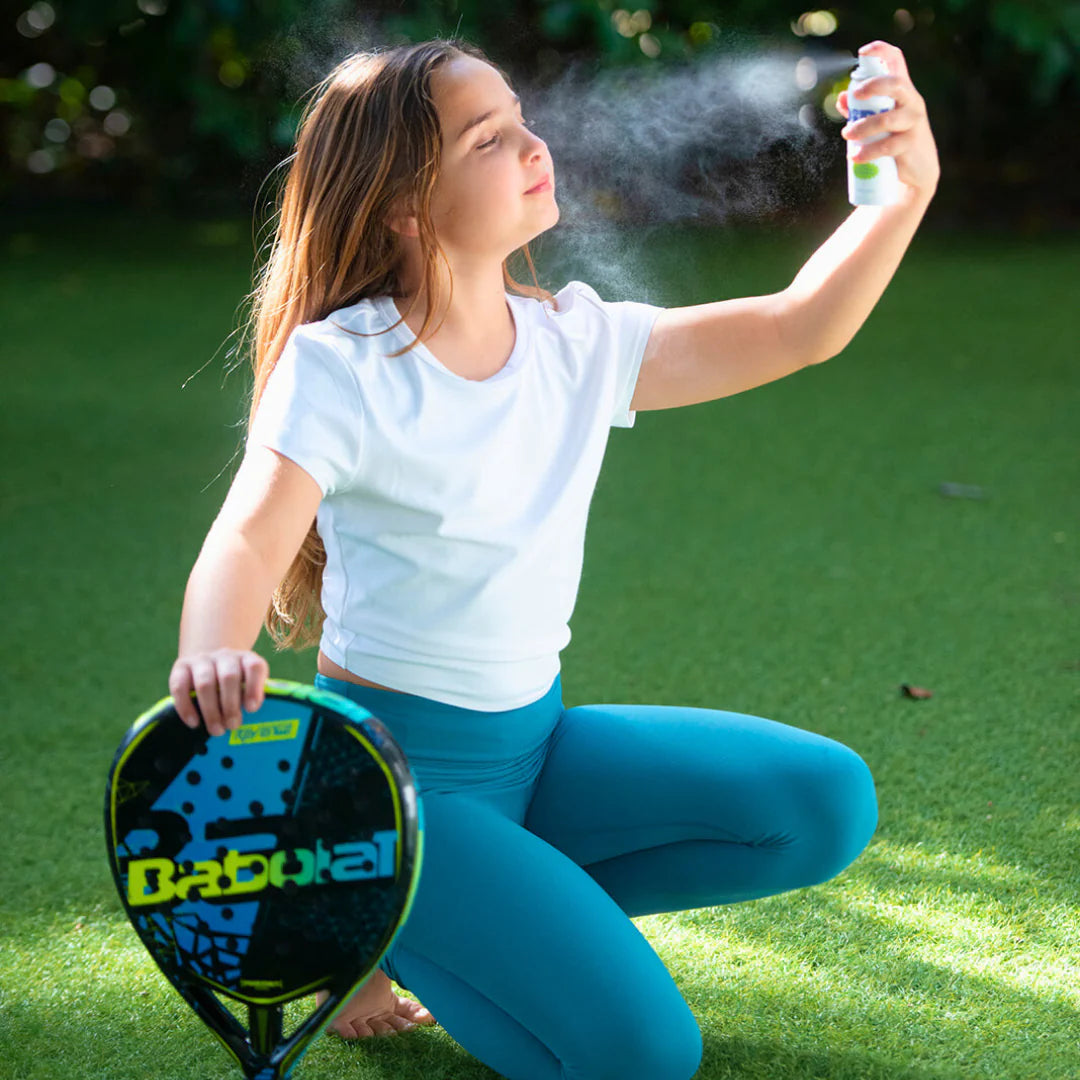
[216,875,230,889]
[217,785,232,800]
[216,846,228,860]
[248,800,264,816]
[221,756,234,769]
[277,759,291,773]
[222,907,234,921]
[185,770,201,785]
[181,801,194,814]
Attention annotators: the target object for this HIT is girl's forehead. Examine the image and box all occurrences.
[432,57,513,128]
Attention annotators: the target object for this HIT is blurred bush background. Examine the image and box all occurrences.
[2,0,1078,232]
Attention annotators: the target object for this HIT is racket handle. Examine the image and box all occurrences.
[249,1004,284,1057]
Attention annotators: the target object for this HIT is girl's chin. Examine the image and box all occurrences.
[527,201,560,234]
[492,205,560,258]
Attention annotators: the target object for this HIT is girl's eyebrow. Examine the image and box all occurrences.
[456,92,521,142]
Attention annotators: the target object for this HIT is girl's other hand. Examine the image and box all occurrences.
[169,648,269,737]
[838,41,941,201]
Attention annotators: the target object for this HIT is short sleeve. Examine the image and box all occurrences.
[246,326,363,497]
[555,281,664,429]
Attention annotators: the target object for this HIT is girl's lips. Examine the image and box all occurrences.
[525,176,552,194]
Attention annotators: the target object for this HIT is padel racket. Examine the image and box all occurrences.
[104,678,424,1080]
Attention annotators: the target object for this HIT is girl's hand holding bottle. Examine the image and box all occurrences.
[169,648,269,737]
[839,41,941,203]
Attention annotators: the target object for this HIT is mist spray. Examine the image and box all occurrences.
[846,54,901,206]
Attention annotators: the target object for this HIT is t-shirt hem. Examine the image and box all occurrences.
[319,635,561,713]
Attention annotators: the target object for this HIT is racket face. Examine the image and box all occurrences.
[104,678,423,1074]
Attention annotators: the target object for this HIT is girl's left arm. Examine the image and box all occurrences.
[631,41,940,413]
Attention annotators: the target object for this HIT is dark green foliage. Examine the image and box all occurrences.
[1,0,1078,226]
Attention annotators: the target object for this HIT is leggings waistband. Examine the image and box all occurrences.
[312,672,564,763]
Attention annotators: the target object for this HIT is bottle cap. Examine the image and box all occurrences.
[851,54,889,82]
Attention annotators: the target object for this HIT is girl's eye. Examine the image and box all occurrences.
[477,118,532,151]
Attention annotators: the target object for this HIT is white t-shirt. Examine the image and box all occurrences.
[246,280,664,711]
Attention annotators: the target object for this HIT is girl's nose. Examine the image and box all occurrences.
[524,136,544,163]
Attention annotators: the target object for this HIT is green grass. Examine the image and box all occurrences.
[2,207,1077,1080]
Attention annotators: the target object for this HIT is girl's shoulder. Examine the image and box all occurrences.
[321,293,389,335]
[533,279,604,318]
[291,294,401,360]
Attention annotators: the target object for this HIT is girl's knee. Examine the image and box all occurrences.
[804,740,878,882]
[580,1002,702,1080]
[635,1005,702,1080]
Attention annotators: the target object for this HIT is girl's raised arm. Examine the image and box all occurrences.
[629,41,939,414]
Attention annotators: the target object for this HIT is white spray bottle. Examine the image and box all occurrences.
[846,54,901,206]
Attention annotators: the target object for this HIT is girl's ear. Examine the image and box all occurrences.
[387,201,420,239]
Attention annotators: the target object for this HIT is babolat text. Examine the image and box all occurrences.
[126,832,397,906]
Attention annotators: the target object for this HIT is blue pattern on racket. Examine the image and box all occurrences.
[104,678,424,1079]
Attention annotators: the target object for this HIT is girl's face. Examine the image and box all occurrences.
[425,56,558,261]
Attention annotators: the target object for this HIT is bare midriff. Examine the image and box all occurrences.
[317,648,407,694]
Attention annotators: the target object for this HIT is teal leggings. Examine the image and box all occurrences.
[313,672,878,1080]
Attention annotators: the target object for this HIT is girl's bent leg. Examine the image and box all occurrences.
[383,789,703,1080]
[524,703,878,917]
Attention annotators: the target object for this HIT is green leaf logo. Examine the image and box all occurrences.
[853,162,880,179]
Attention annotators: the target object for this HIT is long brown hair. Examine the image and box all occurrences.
[233,39,554,653]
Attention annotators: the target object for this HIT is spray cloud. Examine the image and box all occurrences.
[521,45,857,300]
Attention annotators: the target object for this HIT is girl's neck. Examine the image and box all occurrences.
[388,260,516,380]
[395,264,511,346]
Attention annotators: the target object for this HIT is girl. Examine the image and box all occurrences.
[171,37,939,1080]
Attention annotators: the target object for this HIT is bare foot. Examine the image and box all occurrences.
[316,968,436,1039]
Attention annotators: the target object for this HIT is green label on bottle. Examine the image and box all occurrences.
[853,162,880,179]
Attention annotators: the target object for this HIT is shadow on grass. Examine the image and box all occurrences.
[0,973,975,1080]
[667,840,1078,1079]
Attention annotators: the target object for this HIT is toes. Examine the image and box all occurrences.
[330,1017,373,1040]
[399,998,435,1024]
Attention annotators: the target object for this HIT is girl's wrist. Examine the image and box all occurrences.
[898,180,937,212]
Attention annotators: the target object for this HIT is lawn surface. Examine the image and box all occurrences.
[2,207,1077,1079]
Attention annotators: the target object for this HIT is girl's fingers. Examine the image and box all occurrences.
[215,655,245,732]
[843,106,916,143]
[849,75,916,108]
[850,132,912,163]
[169,665,201,729]
[240,653,269,712]
[858,40,911,81]
[190,658,226,735]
